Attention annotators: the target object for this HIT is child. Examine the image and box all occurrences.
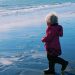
[42,13,68,74]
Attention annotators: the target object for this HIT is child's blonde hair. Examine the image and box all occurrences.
[45,13,58,24]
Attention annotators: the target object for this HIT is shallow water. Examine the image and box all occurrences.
[0,2,75,75]
[0,0,75,9]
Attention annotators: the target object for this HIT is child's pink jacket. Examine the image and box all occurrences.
[42,24,63,56]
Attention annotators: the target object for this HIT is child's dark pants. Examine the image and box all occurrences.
[47,53,67,72]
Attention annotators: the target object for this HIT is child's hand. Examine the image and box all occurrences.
[41,37,46,42]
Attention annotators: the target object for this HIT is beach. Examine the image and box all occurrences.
[0,1,75,75]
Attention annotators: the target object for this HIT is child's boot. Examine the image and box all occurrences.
[61,61,68,71]
[44,70,55,75]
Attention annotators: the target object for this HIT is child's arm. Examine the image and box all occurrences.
[41,36,47,42]
[58,26,63,37]
[42,31,53,43]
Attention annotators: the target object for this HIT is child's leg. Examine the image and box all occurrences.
[49,60,55,72]
[53,56,68,71]
[44,54,55,74]
[47,54,55,70]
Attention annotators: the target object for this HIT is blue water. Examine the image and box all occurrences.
[0,1,75,75]
[0,0,75,9]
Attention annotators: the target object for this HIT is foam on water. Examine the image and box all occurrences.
[0,50,46,65]
[0,2,75,33]
[0,2,75,16]
[0,50,75,75]
[0,57,19,65]
[0,58,13,65]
